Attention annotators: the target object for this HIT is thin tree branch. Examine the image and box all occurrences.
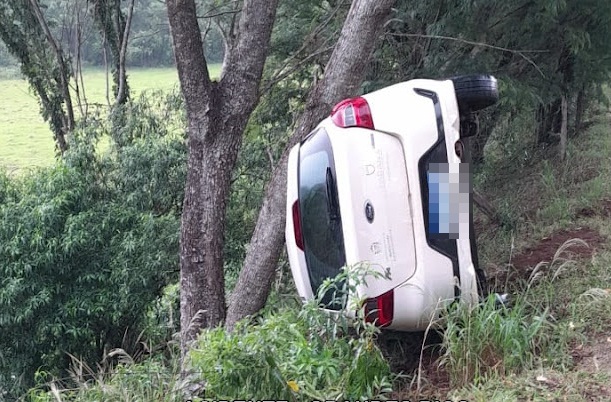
[487,1,534,31]
[261,44,335,95]
[261,0,347,94]
[197,9,241,19]
[270,0,346,78]
[103,31,111,108]
[389,32,547,77]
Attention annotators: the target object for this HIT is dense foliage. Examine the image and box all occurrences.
[369,0,611,162]
[0,91,186,396]
[27,268,394,401]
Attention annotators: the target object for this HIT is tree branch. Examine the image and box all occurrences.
[261,0,347,93]
[197,9,241,19]
[261,44,335,95]
[389,32,548,77]
[219,0,280,115]
[29,0,74,150]
[115,0,134,106]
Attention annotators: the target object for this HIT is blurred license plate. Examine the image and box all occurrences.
[427,163,470,239]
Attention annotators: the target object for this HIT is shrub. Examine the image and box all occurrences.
[0,92,185,396]
[186,267,393,401]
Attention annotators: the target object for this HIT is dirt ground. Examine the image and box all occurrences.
[484,226,607,285]
[573,334,611,374]
[510,226,604,271]
[385,224,611,399]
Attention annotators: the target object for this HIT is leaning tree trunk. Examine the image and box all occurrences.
[166,0,279,359]
[225,0,397,331]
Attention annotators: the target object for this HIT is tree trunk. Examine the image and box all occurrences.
[470,108,501,165]
[472,189,502,225]
[114,0,134,106]
[559,94,568,160]
[536,99,562,145]
[573,87,585,137]
[30,0,73,153]
[92,0,131,105]
[226,0,397,331]
[166,0,279,359]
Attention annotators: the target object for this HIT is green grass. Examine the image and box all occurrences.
[441,107,611,400]
[0,65,221,172]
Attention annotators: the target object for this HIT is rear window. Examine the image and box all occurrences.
[298,128,346,309]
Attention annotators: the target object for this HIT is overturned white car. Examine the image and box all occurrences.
[286,75,498,330]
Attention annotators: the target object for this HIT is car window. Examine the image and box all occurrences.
[298,129,346,309]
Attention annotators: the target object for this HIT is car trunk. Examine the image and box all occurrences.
[331,128,417,297]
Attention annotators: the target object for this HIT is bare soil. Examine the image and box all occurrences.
[571,335,611,399]
[573,335,611,374]
[385,225,610,399]
[577,198,611,218]
[510,227,604,273]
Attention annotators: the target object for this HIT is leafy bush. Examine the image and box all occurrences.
[25,267,393,402]
[186,266,393,401]
[0,92,185,396]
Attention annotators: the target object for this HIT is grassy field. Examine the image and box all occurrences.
[0,67,200,172]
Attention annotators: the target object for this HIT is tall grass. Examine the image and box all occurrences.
[436,237,597,389]
[438,295,551,387]
[26,352,183,402]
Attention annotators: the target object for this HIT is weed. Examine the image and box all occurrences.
[26,348,182,402]
[526,238,587,288]
[438,294,552,388]
[448,369,611,401]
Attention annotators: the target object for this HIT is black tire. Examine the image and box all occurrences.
[451,74,499,112]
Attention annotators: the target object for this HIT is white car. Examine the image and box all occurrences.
[285,75,498,331]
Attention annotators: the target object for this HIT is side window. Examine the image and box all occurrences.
[298,129,346,308]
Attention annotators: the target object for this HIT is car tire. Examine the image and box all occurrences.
[451,74,499,112]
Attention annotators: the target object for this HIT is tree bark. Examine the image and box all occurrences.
[29,0,73,153]
[559,94,568,160]
[114,0,134,106]
[226,0,397,331]
[469,108,501,165]
[573,87,585,137]
[92,0,131,106]
[536,99,562,145]
[166,0,279,358]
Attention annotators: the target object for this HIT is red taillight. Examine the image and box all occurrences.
[331,97,374,129]
[364,289,394,327]
[292,201,304,250]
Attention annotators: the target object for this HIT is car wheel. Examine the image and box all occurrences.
[451,74,499,112]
